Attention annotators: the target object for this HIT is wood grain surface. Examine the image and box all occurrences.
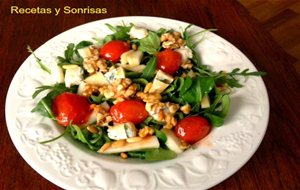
[1,0,300,189]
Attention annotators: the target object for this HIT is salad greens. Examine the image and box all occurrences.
[57,41,92,67]
[138,31,161,55]
[31,83,77,119]
[31,22,266,161]
[27,45,52,74]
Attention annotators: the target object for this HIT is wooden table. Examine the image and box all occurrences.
[1,0,299,189]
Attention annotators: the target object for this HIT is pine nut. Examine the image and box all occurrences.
[87,126,98,134]
[144,83,153,93]
[99,142,111,153]
[126,136,143,143]
[111,140,126,148]
[120,152,128,159]
[157,110,165,122]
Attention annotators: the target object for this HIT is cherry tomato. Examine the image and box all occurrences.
[52,92,92,127]
[175,116,211,144]
[110,100,149,124]
[157,49,182,75]
[100,40,130,62]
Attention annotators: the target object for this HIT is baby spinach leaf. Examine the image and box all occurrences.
[140,56,157,81]
[138,31,160,55]
[204,113,224,127]
[219,94,230,117]
[181,76,215,105]
[145,148,177,161]
[127,151,146,159]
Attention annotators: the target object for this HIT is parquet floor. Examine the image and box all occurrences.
[240,0,300,73]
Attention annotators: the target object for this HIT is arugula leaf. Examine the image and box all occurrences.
[125,71,142,79]
[181,76,215,105]
[179,77,193,96]
[140,56,157,80]
[31,92,56,119]
[31,83,77,119]
[27,45,51,74]
[69,125,108,151]
[155,129,167,143]
[204,113,224,127]
[138,31,160,55]
[32,83,76,99]
[40,123,108,151]
[156,28,167,36]
[182,25,217,66]
[105,23,132,41]
[57,40,93,67]
[40,127,70,144]
[214,68,266,88]
[89,94,106,104]
[229,68,267,77]
[75,41,93,49]
[132,78,149,86]
[145,148,177,161]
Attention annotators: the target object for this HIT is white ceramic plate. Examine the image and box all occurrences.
[5,16,269,190]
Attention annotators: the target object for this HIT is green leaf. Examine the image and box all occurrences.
[31,94,55,119]
[32,85,53,99]
[105,23,132,41]
[127,151,146,159]
[40,125,71,144]
[204,113,224,127]
[138,31,160,55]
[58,41,90,67]
[132,78,149,86]
[27,45,51,74]
[145,148,177,161]
[65,43,75,61]
[69,125,106,151]
[155,129,167,143]
[75,41,93,49]
[89,94,105,104]
[219,94,230,117]
[140,56,157,81]
[179,77,193,96]
[181,76,215,105]
[143,116,153,125]
[175,77,185,92]
[182,25,217,66]
[103,34,115,44]
[156,28,167,36]
[31,83,78,119]
[125,71,142,79]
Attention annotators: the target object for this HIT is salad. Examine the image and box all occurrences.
[30,23,265,161]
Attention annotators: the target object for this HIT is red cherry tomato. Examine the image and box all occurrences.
[175,116,211,144]
[110,100,149,124]
[157,49,182,75]
[52,92,92,127]
[100,40,130,62]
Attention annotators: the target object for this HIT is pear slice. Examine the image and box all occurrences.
[84,72,109,86]
[100,136,159,154]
